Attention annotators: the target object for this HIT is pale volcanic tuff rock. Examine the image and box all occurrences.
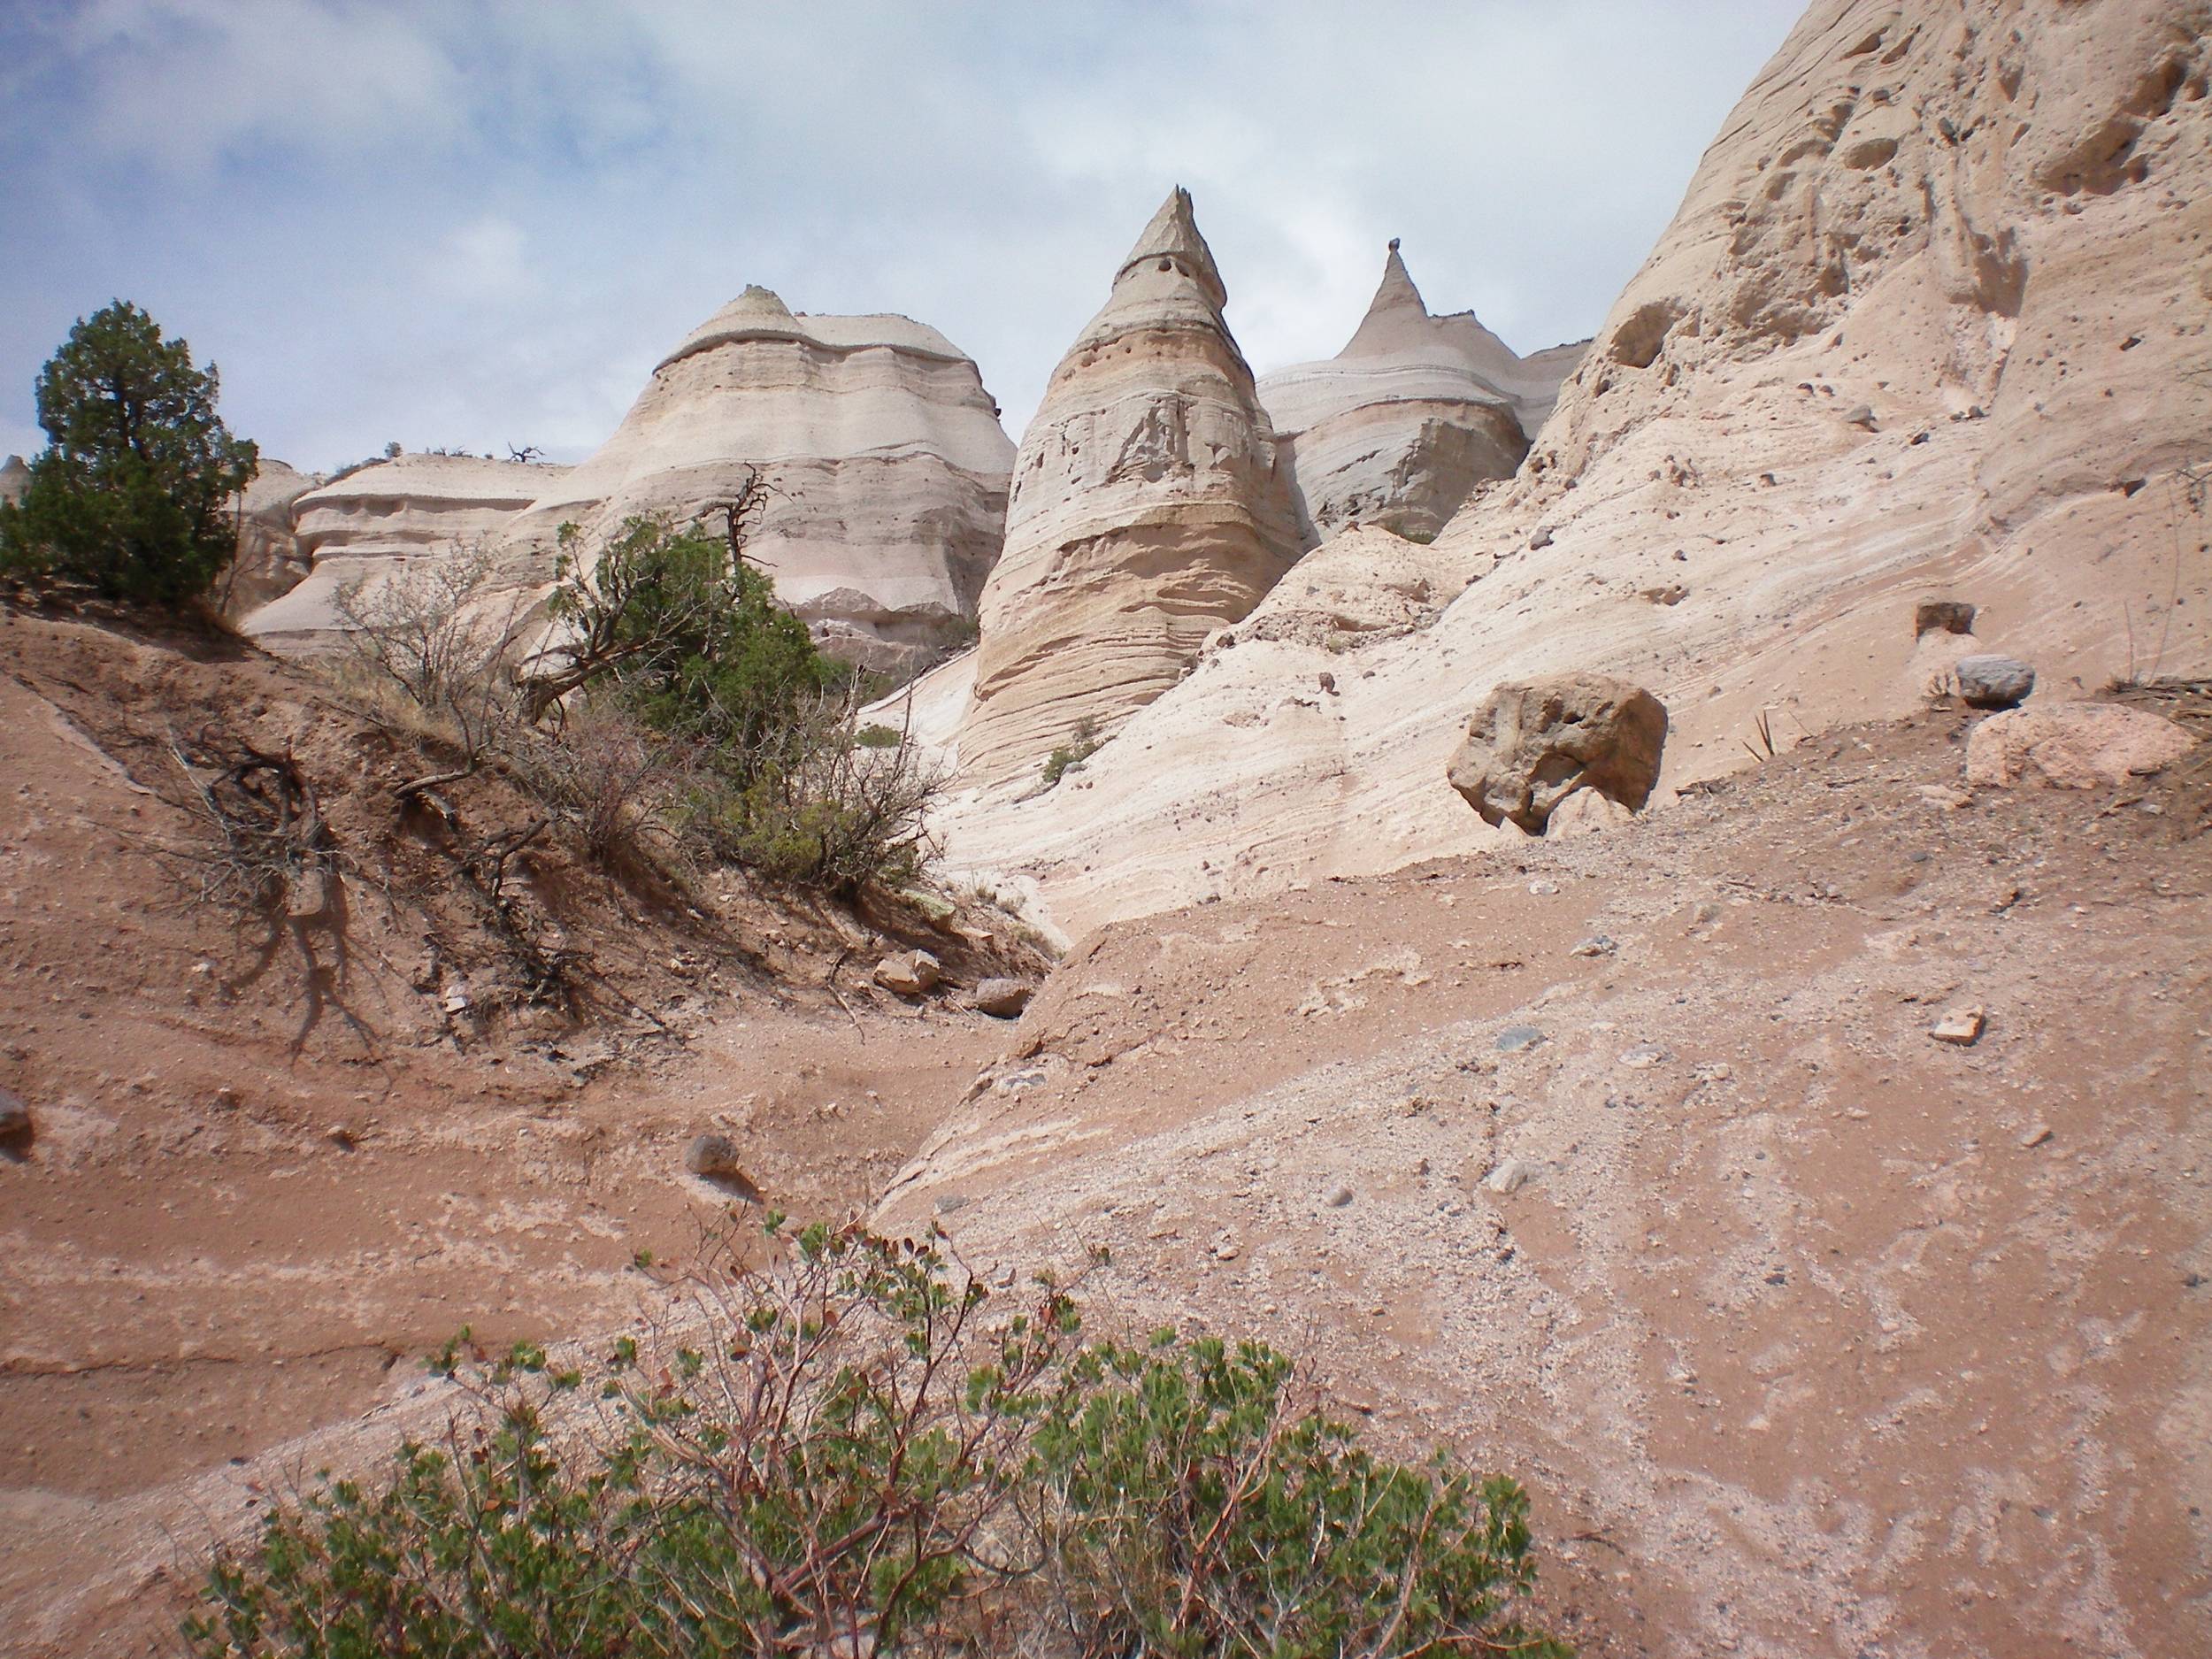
[0,453,27,504]
[242,453,561,652]
[496,287,1013,671]
[955,188,1305,785]
[1256,241,1585,540]
[221,458,328,615]
[926,0,2212,941]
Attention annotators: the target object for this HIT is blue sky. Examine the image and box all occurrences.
[0,1,1802,472]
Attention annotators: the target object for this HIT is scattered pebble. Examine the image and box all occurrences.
[1495,1025,1546,1054]
[1528,879,1561,896]
[1931,1007,1986,1046]
[971,978,1033,1018]
[2017,1124,2054,1149]
[1484,1158,1543,1195]
[1617,1044,1667,1070]
[685,1139,764,1206]
[1571,934,1617,957]
[0,1087,30,1140]
[1324,1184,1354,1209]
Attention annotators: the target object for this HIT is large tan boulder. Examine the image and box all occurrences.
[1257,242,1582,540]
[1447,674,1668,833]
[956,188,1305,785]
[496,288,1013,672]
[1965,703,2195,789]
[0,454,27,505]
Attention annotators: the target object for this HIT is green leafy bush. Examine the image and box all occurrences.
[521,498,941,895]
[540,511,828,774]
[1042,715,1102,788]
[0,300,258,603]
[186,1225,1568,1659]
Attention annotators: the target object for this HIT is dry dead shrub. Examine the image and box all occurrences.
[332,541,529,761]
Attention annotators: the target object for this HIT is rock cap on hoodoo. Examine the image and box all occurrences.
[1114,185,1228,311]
[657,284,971,372]
[1355,237,1427,331]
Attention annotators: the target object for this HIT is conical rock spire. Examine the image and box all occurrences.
[1114,185,1228,310]
[1256,238,1586,539]
[957,188,1302,784]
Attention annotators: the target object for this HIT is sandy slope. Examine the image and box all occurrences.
[880,699,2212,1658]
[0,607,1035,1655]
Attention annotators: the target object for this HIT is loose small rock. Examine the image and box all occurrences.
[1930,1007,1986,1046]
[874,949,942,996]
[1955,654,2035,710]
[971,978,1033,1018]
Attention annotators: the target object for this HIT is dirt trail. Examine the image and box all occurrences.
[4,602,2207,1658]
[0,608,1026,1655]
[878,707,2212,1659]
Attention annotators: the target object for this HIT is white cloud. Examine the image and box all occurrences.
[0,0,1807,471]
[423,217,534,303]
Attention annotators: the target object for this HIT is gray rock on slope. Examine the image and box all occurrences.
[1448,673,1668,833]
[1955,654,2035,709]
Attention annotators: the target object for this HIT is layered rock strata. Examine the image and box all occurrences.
[956,188,1304,785]
[497,287,1013,671]
[1257,242,1584,539]
[924,0,2212,940]
[242,454,560,651]
[221,459,326,615]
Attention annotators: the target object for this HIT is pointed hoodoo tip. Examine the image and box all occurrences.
[1360,236,1425,324]
[1116,185,1228,310]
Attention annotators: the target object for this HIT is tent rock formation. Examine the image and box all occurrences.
[493,288,1014,672]
[242,454,561,653]
[241,293,1012,671]
[921,0,2212,941]
[1257,242,1585,540]
[956,188,1304,785]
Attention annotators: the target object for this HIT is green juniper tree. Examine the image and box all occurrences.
[0,300,258,603]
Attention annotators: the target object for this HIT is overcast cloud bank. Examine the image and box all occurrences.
[0,1,1800,471]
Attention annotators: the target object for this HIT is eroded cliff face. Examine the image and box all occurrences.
[219,459,327,616]
[926,0,2212,940]
[496,287,1014,672]
[242,454,557,652]
[242,291,1010,670]
[953,188,1305,787]
[1256,242,1582,540]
